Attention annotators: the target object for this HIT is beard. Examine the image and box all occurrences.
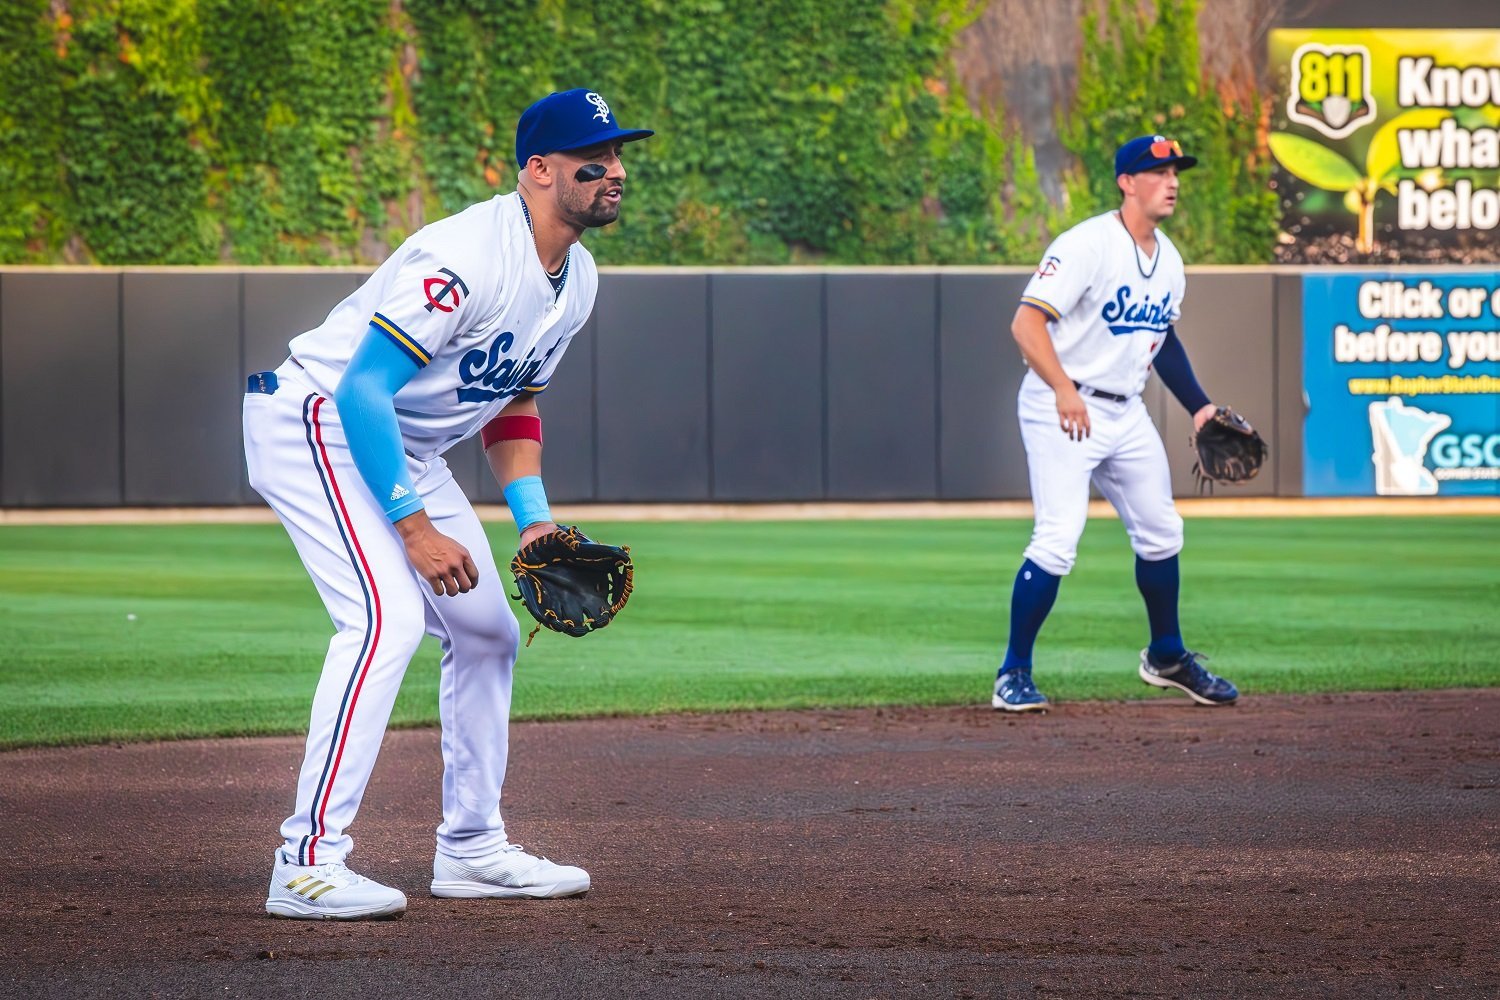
[559,181,621,229]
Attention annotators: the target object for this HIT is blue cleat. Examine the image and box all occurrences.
[1139,649,1238,705]
[992,668,1050,712]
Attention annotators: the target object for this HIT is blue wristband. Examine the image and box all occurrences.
[503,476,552,533]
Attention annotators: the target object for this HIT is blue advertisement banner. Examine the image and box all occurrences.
[1303,272,1500,496]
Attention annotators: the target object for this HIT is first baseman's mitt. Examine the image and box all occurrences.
[1191,406,1268,493]
[510,525,634,645]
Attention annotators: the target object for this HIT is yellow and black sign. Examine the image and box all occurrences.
[1269,30,1500,262]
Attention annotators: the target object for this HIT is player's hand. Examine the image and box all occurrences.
[518,520,559,549]
[395,512,479,596]
[1056,384,1092,440]
[1192,403,1217,433]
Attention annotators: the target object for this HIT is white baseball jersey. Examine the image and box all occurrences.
[1013,210,1189,576]
[1019,211,1185,398]
[289,191,596,460]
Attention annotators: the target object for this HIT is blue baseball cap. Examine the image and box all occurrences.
[515,89,654,168]
[1114,134,1198,176]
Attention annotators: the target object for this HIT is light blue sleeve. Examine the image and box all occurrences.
[332,324,425,522]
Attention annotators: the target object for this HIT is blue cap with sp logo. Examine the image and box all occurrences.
[515,89,655,168]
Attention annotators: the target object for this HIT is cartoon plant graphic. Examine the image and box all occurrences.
[1269,109,1448,253]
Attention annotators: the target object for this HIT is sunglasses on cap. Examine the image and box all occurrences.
[1131,138,1184,170]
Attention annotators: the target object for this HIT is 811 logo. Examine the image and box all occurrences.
[1287,43,1375,139]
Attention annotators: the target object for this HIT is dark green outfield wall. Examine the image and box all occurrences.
[0,266,1315,506]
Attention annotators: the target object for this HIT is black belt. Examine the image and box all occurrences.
[1073,381,1129,403]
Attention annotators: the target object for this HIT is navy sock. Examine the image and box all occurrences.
[1135,554,1186,662]
[1000,559,1060,675]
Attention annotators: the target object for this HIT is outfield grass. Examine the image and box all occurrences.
[0,516,1496,748]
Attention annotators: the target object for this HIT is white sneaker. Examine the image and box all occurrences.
[265,850,407,920]
[431,844,591,899]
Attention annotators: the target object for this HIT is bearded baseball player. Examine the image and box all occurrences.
[992,134,1239,713]
[244,89,652,919]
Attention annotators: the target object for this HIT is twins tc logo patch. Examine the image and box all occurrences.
[423,268,469,313]
[1036,256,1061,279]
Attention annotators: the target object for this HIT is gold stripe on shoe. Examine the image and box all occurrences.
[284,874,336,898]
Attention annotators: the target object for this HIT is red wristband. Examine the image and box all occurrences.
[481,414,543,449]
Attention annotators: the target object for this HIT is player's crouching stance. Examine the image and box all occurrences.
[991,134,1239,714]
[246,89,652,919]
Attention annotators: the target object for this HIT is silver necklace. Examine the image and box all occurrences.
[1116,212,1159,280]
[518,194,570,292]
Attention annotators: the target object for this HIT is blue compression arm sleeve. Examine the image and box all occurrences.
[1153,326,1212,414]
[333,324,425,523]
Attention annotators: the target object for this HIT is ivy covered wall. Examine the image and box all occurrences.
[1060,0,1278,265]
[0,0,1276,266]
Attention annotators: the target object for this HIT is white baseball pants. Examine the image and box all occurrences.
[244,361,519,866]
[1018,372,1184,576]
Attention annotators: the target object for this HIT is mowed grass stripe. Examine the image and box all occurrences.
[0,517,1495,748]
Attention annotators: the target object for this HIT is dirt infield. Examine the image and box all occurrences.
[1,690,1496,999]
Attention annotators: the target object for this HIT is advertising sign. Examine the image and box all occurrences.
[1304,272,1500,496]
[1268,30,1500,263]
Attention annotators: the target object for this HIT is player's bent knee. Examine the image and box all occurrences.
[439,591,520,650]
[383,614,430,662]
[1132,540,1183,563]
[1021,545,1076,577]
[1131,528,1184,562]
[1138,512,1184,560]
[484,603,521,649]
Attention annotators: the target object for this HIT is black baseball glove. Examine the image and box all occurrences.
[1191,406,1268,492]
[510,525,634,645]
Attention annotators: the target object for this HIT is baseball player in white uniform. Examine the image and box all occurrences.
[991,134,1239,713]
[244,89,652,919]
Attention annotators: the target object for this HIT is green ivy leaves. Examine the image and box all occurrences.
[0,0,1278,266]
[1061,0,1277,264]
